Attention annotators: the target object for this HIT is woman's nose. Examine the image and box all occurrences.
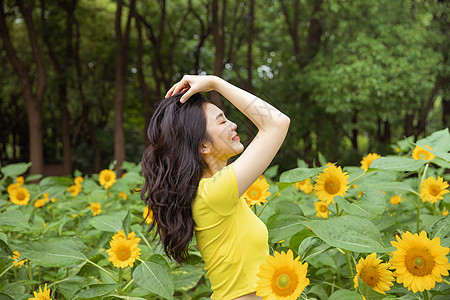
[230,121,237,131]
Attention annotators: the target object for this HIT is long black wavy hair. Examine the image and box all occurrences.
[141,92,210,264]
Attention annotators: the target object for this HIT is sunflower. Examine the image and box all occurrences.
[112,230,141,244]
[9,186,30,206]
[443,210,449,216]
[295,178,313,194]
[256,249,309,299]
[16,176,24,185]
[420,176,449,204]
[412,145,435,161]
[118,192,127,200]
[11,251,27,268]
[389,195,402,205]
[7,182,21,194]
[29,283,51,300]
[243,176,271,207]
[74,176,84,185]
[389,231,450,293]
[66,184,82,197]
[106,234,141,268]
[34,198,47,208]
[313,165,349,204]
[353,253,394,294]
[314,201,331,219]
[360,153,381,172]
[143,206,154,224]
[88,202,102,216]
[99,169,117,189]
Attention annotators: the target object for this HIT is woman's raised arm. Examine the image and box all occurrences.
[166,75,290,197]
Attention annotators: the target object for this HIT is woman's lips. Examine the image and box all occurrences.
[232,135,240,141]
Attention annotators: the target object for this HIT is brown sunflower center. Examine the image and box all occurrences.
[272,268,298,296]
[325,179,340,194]
[360,266,379,288]
[249,188,260,199]
[117,246,131,261]
[428,185,440,196]
[104,175,111,182]
[17,191,25,201]
[405,248,435,276]
[319,205,328,213]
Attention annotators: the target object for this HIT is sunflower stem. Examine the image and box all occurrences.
[348,172,368,186]
[122,278,134,293]
[416,164,428,233]
[117,268,123,294]
[335,202,340,216]
[138,231,152,251]
[0,262,14,278]
[345,251,354,281]
[257,194,277,217]
[443,278,450,285]
[423,290,429,300]
[85,259,117,281]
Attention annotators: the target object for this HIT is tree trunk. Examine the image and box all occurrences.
[404,113,414,138]
[351,111,358,152]
[414,83,439,139]
[0,0,46,174]
[114,0,134,172]
[135,17,152,146]
[246,0,255,140]
[211,0,225,109]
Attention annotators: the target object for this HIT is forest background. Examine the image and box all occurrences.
[0,0,448,176]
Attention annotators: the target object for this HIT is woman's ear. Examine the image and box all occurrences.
[199,142,210,154]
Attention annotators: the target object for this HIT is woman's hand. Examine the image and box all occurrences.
[165,75,218,103]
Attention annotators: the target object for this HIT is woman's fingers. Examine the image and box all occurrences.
[165,79,191,98]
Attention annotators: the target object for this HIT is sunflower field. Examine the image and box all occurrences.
[0,129,449,300]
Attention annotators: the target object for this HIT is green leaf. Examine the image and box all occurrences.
[108,296,147,300]
[133,256,174,300]
[329,290,363,300]
[358,278,388,300]
[173,264,205,292]
[72,283,120,299]
[428,216,450,240]
[39,176,73,196]
[362,181,415,193]
[0,163,31,178]
[14,236,86,267]
[0,210,30,229]
[289,229,315,254]
[416,128,450,153]
[89,212,127,232]
[0,239,13,257]
[303,216,392,253]
[88,189,108,203]
[335,189,386,219]
[122,210,131,236]
[279,165,329,183]
[298,237,331,262]
[369,156,425,171]
[267,201,307,243]
[0,293,15,300]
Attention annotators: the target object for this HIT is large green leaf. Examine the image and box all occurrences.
[335,189,386,219]
[0,239,13,257]
[72,283,120,299]
[279,165,329,183]
[369,156,425,171]
[416,128,450,153]
[267,201,307,243]
[89,212,127,232]
[133,255,174,300]
[329,290,363,300]
[14,236,86,267]
[303,216,392,253]
[362,181,415,193]
[173,264,205,292]
[0,163,31,178]
[0,210,30,229]
[428,216,450,240]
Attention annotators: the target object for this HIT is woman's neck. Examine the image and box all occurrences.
[202,156,228,178]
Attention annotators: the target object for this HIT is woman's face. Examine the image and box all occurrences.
[201,102,244,160]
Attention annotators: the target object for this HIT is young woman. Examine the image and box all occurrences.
[141,75,290,299]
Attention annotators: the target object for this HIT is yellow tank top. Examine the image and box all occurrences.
[192,163,269,299]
